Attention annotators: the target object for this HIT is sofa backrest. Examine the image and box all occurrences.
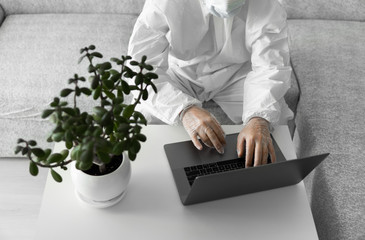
[0,0,146,16]
[280,0,365,21]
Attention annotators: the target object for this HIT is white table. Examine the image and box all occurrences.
[35,125,318,240]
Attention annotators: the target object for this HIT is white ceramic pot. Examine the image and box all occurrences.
[70,152,131,208]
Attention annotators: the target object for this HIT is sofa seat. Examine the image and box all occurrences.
[0,14,137,157]
[288,19,365,240]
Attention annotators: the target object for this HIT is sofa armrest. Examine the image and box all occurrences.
[0,4,5,27]
[0,0,145,16]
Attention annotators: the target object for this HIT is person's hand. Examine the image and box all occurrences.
[236,117,276,167]
[181,105,226,154]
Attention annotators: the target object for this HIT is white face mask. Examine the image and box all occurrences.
[204,0,246,18]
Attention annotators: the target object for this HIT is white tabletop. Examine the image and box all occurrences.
[35,125,318,240]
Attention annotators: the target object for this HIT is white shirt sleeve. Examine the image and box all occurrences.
[127,0,201,125]
[243,0,293,127]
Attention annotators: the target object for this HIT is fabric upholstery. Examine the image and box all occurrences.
[0,0,145,16]
[280,0,365,21]
[0,14,137,157]
[288,19,365,240]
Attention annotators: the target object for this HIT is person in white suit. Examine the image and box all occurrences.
[128,0,293,167]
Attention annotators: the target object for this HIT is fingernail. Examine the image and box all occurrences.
[219,148,224,154]
[237,150,241,157]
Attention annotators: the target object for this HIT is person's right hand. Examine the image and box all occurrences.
[181,105,226,154]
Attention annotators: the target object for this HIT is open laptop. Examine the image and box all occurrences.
[164,133,329,205]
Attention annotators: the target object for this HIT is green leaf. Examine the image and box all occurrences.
[27,140,36,146]
[14,146,23,154]
[135,73,144,85]
[123,105,135,119]
[136,133,147,142]
[91,52,103,58]
[145,64,153,71]
[31,148,45,158]
[71,145,81,160]
[60,149,69,161]
[42,109,54,119]
[109,69,119,75]
[130,61,139,66]
[150,82,158,93]
[130,139,141,155]
[51,169,63,183]
[142,89,148,100]
[22,147,29,155]
[91,75,99,89]
[17,138,25,144]
[65,141,73,149]
[128,150,136,161]
[80,146,94,163]
[60,88,74,97]
[101,111,112,126]
[110,73,121,82]
[40,149,52,161]
[47,153,63,164]
[79,161,93,171]
[99,62,112,71]
[63,107,75,116]
[114,96,124,105]
[93,127,103,137]
[103,79,114,90]
[145,72,158,79]
[121,80,130,94]
[93,86,102,100]
[88,45,96,50]
[51,132,64,142]
[80,87,92,96]
[141,55,147,63]
[97,151,111,164]
[101,71,111,81]
[65,130,73,142]
[93,106,107,117]
[113,104,123,116]
[112,142,125,156]
[29,162,39,176]
[103,90,115,100]
[78,54,87,64]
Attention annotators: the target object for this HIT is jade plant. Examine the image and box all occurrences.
[14,45,157,182]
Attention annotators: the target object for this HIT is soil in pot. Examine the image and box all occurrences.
[83,155,123,176]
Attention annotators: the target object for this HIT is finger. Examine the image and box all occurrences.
[236,135,245,158]
[245,138,254,167]
[190,132,203,151]
[204,127,224,154]
[268,140,276,163]
[201,135,214,148]
[254,141,262,167]
[211,117,226,145]
[262,145,269,165]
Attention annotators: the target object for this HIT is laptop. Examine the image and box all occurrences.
[164,133,329,205]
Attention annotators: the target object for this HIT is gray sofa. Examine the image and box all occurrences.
[0,0,363,239]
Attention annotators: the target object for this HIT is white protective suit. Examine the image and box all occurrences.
[128,0,293,127]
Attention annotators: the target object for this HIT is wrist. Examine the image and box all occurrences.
[179,104,196,122]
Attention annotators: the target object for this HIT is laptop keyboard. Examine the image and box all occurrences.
[184,158,246,186]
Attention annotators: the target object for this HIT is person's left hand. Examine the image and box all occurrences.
[236,117,276,167]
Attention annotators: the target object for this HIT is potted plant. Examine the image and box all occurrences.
[14,45,158,207]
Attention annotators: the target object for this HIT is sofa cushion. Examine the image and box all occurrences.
[0,0,145,16]
[0,14,137,157]
[280,0,365,21]
[288,19,365,240]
